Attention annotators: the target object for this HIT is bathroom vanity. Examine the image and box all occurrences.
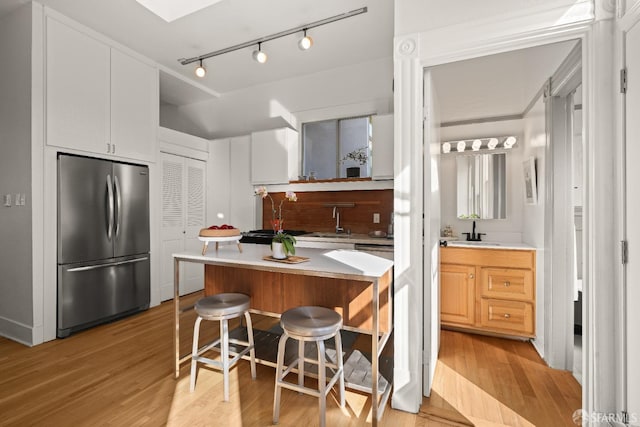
[440,243,536,338]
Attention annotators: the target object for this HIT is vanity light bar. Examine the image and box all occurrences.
[441,136,517,153]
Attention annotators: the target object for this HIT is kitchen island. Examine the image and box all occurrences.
[172,244,393,424]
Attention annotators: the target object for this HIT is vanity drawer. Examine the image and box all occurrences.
[480,298,534,336]
[480,268,534,301]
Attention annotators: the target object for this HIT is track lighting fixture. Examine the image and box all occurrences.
[298,29,313,50]
[179,7,367,70]
[252,43,268,64]
[195,59,206,78]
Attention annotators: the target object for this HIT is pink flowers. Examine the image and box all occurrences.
[254,187,297,231]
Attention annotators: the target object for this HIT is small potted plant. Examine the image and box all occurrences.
[342,146,369,178]
[271,231,297,259]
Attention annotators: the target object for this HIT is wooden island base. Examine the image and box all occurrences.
[205,264,392,334]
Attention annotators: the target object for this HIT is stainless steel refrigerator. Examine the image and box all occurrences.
[57,154,150,337]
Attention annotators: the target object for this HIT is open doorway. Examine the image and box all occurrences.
[423,39,584,424]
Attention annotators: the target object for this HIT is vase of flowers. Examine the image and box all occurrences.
[253,186,298,233]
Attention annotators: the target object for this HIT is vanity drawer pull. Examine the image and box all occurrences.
[504,281,511,287]
[469,273,475,279]
[504,313,511,319]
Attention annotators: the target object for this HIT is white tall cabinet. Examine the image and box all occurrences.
[160,152,206,300]
[209,136,257,232]
[45,15,157,162]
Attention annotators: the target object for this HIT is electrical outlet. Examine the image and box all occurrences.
[373,213,380,223]
[15,194,21,206]
[4,194,11,207]
[20,193,25,206]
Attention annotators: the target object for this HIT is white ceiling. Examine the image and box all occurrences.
[431,40,579,124]
[15,0,393,97]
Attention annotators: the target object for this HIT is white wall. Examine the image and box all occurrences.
[522,96,547,357]
[0,4,34,345]
[160,56,393,139]
[439,119,525,243]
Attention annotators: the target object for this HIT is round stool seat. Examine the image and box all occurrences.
[280,306,342,338]
[195,293,250,319]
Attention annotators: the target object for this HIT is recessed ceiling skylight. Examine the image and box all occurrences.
[135,0,224,22]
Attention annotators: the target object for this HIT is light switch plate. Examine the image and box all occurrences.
[373,213,380,223]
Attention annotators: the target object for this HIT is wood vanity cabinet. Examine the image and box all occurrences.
[440,247,536,338]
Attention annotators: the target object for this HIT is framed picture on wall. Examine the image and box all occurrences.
[523,157,538,205]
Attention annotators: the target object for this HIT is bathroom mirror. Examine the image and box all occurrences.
[456,153,507,219]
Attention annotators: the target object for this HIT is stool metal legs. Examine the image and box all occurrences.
[273,332,345,427]
[190,311,256,402]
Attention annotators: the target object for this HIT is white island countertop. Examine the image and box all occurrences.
[173,243,393,281]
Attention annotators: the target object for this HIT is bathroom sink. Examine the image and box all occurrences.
[450,241,501,247]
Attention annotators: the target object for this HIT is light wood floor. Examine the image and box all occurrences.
[0,293,581,426]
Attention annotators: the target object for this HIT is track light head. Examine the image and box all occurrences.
[298,29,313,50]
[195,59,206,78]
[252,43,268,63]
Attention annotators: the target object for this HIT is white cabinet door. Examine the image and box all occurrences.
[110,49,157,162]
[230,136,257,231]
[251,128,299,184]
[371,114,394,180]
[208,139,231,226]
[160,153,206,300]
[46,16,110,154]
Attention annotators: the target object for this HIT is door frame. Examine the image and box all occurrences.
[616,3,640,423]
[392,4,618,418]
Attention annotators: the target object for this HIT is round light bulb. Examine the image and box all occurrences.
[488,138,498,149]
[504,136,516,148]
[457,140,466,152]
[298,35,313,50]
[472,139,482,151]
[442,142,451,153]
[195,64,206,78]
[252,49,268,63]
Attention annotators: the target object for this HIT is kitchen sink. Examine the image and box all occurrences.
[307,232,352,238]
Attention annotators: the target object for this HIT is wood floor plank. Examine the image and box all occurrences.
[0,296,581,426]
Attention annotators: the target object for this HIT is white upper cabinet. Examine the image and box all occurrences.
[46,16,110,155]
[45,16,157,162]
[250,128,299,184]
[110,49,157,162]
[371,114,394,180]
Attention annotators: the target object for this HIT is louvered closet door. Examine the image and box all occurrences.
[160,153,206,299]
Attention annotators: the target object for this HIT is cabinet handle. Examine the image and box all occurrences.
[469,273,474,279]
[504,313,511,319]
[107,142,111,153]
[504,281,511,287]
[112,143,116,154]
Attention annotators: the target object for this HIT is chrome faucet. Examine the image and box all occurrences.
[333,206,344,234]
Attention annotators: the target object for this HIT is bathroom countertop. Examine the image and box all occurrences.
[445,241,535,251]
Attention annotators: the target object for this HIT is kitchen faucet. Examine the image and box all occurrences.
[333,206,344,234]
[462,220,485,241]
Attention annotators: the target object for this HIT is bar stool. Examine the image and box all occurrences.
[273,306,345,427]
[190,293,256,402]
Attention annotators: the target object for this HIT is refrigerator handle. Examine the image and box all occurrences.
[114,175,122,239]
[107,174,114,242]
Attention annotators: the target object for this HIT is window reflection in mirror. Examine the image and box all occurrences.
[456,153,507,219]
[302,116,371,180]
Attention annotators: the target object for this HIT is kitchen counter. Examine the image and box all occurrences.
[172,245,394,423]
[296,232,394,246]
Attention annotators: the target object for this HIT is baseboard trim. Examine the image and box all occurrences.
[0,316,34,346]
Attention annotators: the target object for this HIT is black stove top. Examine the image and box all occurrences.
[240,229,308,245]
